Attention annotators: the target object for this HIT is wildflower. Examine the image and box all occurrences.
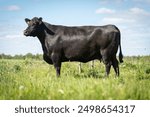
[19,85,25,90]
[58,89,64,94]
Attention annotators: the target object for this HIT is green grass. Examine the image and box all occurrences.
[0,56,150,100]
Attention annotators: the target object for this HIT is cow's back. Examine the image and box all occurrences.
[88,25,120,49]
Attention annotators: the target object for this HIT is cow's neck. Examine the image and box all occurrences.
[37,31,45,43]
[35,26,48,55]
[36,23,55,55]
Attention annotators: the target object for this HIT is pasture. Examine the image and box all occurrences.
[0,56,150,100]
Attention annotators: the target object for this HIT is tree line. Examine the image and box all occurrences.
[0,53,43,60]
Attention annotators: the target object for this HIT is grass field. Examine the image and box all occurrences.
[0,56,150,100]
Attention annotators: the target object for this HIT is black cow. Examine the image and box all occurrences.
[24,17,123,77]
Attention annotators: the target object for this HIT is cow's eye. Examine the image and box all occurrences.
[32,23,36,25]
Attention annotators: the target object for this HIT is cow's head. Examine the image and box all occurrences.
[24,17,43,37]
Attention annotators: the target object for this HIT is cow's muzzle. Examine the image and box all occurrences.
[24,30,29,36]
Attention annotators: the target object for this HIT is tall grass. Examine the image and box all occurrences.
[0,56,150,99]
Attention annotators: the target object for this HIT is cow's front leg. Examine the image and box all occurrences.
[51,53,62,77]
[55,63,61,77]
[105,63,111,76]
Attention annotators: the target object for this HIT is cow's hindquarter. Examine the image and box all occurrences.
[95,25,120,76]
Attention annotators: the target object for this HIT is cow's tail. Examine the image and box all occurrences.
[118,30,123,63]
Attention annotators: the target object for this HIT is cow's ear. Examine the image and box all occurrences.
[39,17,42,21]
[39,17,43,24]
[25,18,30,25]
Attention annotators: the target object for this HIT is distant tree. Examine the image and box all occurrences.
[35,54,42,60]
[0,53,42,60]
[25,53,33,59]
[0,53,13,59]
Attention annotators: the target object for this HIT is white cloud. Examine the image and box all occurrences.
[95,8,115,14]
[95,6,150,55]
[102,17,135,24]
[5,34,25,39]
[6,5,20,11]
[129,7,150,16]
[97,7,150,25]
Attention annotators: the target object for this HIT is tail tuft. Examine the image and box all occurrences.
[119,50,123,63]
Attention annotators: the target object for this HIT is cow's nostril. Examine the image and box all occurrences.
[24,30,28,35]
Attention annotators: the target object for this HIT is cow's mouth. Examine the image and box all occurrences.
[24,33,29,36]
[24,31,36,37]
[24,30,30,36]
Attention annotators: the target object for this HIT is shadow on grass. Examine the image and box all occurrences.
[73,69,104,79]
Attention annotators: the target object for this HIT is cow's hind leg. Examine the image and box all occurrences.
[105,62,111,76]
[101,56,111,76]
[112,56,119,76]
[101,50,112,77]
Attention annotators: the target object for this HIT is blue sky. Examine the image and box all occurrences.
[0,0,150,56]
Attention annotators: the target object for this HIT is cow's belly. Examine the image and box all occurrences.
[63,46,101,62]
[62,36,102,62]
[71,53,101,62]
[65,52,101,62]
